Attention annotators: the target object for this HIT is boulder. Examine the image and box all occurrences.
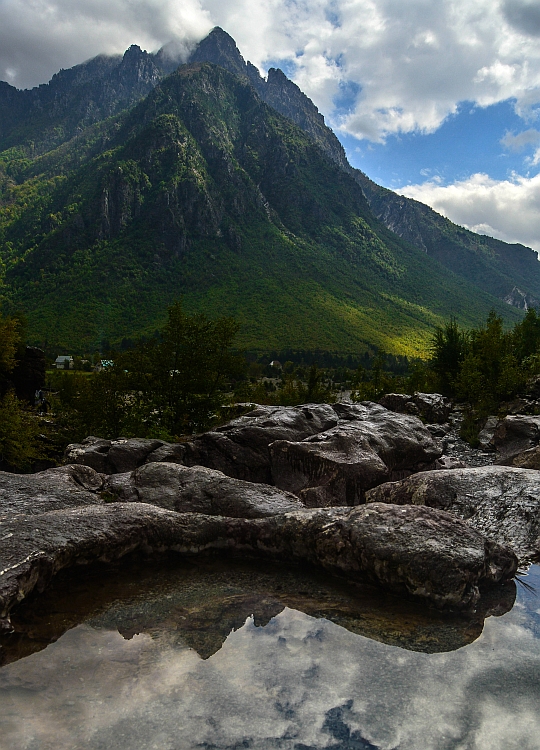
[477,416,499,451]
[379,392,452,423]
[0,465,104,519]
[64,404,339,481]
[0,502,517,632]
[64,437,165,474]
[270,402,442,506]
[104,462,305,518]
[492,415,540,464]
[146,403,339,483]
[366,466,540,562]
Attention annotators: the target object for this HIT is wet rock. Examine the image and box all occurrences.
[0,502,517,630]
[493,415,540,464]
[379,392,452,423]
[65,437,165,474]
[0,465,104,519]
[270,402,442,506]
[366,466,540,562]
[104,462,304,518]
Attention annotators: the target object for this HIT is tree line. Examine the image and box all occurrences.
[2,302,540,469]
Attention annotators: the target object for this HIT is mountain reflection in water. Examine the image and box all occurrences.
[0,558,538,750]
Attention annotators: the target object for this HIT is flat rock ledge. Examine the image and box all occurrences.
[0,502,517,633]
[366,466,540,562]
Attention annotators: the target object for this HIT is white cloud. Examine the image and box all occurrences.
[2,606,540,749]
[0,0,212,90]
[398,172,540,252]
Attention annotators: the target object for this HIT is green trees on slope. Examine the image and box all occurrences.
[0,312,46,469]
[53,302,243,440]
[431,308,540,413]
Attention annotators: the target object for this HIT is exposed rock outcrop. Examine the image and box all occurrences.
[0,502,517,633]
[104,462,304,518]
[0,465,104,519]
[270,402,442,506]
[366,466,540,562]
[379,392,452,423]
[66,404,339,480]
[65,437,166,474]
[493,415,540,465]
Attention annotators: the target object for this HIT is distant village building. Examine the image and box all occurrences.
[269,360,283,370]
[55,355,74,370]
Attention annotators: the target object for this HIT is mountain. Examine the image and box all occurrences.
[0,31,526,355]
[184,29,540,310]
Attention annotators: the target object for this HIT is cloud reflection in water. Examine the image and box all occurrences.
[0,575,539,750]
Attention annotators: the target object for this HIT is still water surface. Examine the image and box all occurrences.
[0,557,539,750]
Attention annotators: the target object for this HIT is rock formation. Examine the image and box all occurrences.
[0,501,517,634]
[104,462,304,518]
[269,402,441,505]
[366,466,540,562]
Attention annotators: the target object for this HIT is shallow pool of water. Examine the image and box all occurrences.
[0,557,538,750]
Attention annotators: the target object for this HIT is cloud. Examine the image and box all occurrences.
[502,0,540,37]
[2,603,540,749]
[398,172,540,252]
[0,0,212,90]
[3,1,540,143]
[501,128,540,151]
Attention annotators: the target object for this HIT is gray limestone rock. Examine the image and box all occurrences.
[104,462,305,518]
[144,403,339,483]
[0,502,517,632]
[366,466,540,562]
[493,415,540,464]
[65,437,165,474]
[65,404,339,482]
[379,392,452,423]
[478,416,499,451]
[270,402,442,506]
[64,436,112,473]
[0,465,104,519]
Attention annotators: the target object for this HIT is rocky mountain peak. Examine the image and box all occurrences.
[189,27,248,80]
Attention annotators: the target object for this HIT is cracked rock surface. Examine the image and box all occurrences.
[366,466,540,562]
[0,465,105,519]
[270,402,441,506]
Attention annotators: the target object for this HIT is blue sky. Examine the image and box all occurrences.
[2,0,540,250]
[342,100,531,188]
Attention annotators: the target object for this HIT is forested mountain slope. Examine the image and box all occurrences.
[0,33,525,354]
[188,29,540,310]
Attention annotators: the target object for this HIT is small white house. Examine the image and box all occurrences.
[55,355,74,370]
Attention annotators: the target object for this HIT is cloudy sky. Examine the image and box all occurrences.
[2,0,540,250]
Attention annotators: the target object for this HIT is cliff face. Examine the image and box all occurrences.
[0,46,165,153]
